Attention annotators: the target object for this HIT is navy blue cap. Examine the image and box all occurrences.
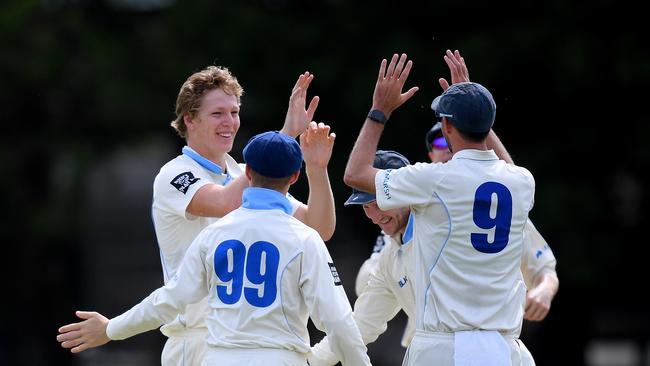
[243,131,303,178]
[344,150,410,206]
[430,82,496,134]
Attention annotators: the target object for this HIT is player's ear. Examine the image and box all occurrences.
[245,165,253,181]
[288,171,300,186]
[184,113,195,130]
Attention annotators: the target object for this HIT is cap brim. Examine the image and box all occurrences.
[430,95,442,112]
[344,191,376,206]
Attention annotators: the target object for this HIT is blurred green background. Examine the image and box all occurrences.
[1,0,648,365]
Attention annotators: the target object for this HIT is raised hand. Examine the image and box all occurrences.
[300,121,336,170]
[281,72,320,138]
[57,311,111,353]
[371,53,419,118]
[438,49,470,91]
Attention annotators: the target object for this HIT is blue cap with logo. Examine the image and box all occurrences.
[430,82,496,134]
[243,131,303,178]
[344,150,410,206]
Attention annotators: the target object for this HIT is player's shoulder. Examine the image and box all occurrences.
[506,163,535,187]
[154,155,204,189]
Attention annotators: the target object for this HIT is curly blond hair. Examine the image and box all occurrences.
[170,66,244,138]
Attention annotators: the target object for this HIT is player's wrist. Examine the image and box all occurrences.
[367,108,389,124]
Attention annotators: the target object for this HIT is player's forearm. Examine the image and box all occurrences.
[533,271,559,297]
[187,174,249,217]
[322,315,371,366]
[343,120,383,193]
[486,129,514,164]
[304,166,336,241]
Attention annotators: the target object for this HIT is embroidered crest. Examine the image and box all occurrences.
[170,172,200,194]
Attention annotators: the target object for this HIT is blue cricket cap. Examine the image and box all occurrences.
[243,131,303,178]
[344,150,410,206]
[430,82,496,134]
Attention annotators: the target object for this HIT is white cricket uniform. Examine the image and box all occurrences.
[151,148,300,365]
[309,220,547,365]
[309,229,416,366]
[349,220,557,351]
[375,149,535,366]
[521,219,558,288]
[108,188,371,366]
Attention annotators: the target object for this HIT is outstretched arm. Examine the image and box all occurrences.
[438,49,514,164]
[344,53,418,193]
[293,122,336,241]
[57,311,110,353]
[281,72,320,138]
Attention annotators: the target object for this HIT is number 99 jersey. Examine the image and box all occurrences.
[107,188,370,366]
[375,149,535,337]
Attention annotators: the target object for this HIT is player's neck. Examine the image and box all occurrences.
[450,139,488,153]
[186,143,227,170]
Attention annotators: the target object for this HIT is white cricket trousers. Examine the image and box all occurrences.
[161,332,207,366]
[402,330,536,366]
[202,348,308,366]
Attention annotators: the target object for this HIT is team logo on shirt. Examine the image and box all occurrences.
[398,276,408,288]
[382,169,393,200]
[328,262,342,286]
[170,171,200,194]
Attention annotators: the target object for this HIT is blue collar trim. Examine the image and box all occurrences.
[182,146,232,185]
[242,187,292,215]
[402,212,414,244]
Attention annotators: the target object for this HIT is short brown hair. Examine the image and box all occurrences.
[170,66,244,138]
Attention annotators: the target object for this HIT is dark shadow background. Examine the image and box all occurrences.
[1,0,648,365]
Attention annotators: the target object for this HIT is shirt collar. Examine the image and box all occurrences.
[182,146,225,174]
[182,146,232,185]
[242,187,293,215]
[451,149,499,161]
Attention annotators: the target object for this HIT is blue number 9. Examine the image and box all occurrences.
[245,241,279,307]
[471,182,512,254]
[214,240,246,304]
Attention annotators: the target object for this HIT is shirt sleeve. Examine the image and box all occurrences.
[106,236,209,340]
[309,245,401,366]
[375,163,438,211]
[300,234,371,366]
[154,161,212,219]
[521,219,558,288]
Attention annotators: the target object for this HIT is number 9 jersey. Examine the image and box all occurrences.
[375,149,535,338]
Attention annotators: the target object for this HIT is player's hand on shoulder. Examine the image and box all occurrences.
[57,310,110,353]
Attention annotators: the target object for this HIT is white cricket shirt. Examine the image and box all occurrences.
[375,149,535,337]
[521,219,558,288]
[109,188,370,366]
[151,148,299,336]
[309,230,416,365]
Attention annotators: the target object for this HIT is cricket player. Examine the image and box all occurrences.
[426,122,559,322]
[309,146,555,365]
[57,130,371,366]
[344,51,536,365]
[151,66,336,365]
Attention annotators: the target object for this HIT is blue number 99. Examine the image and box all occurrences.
[214,240,280,307]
